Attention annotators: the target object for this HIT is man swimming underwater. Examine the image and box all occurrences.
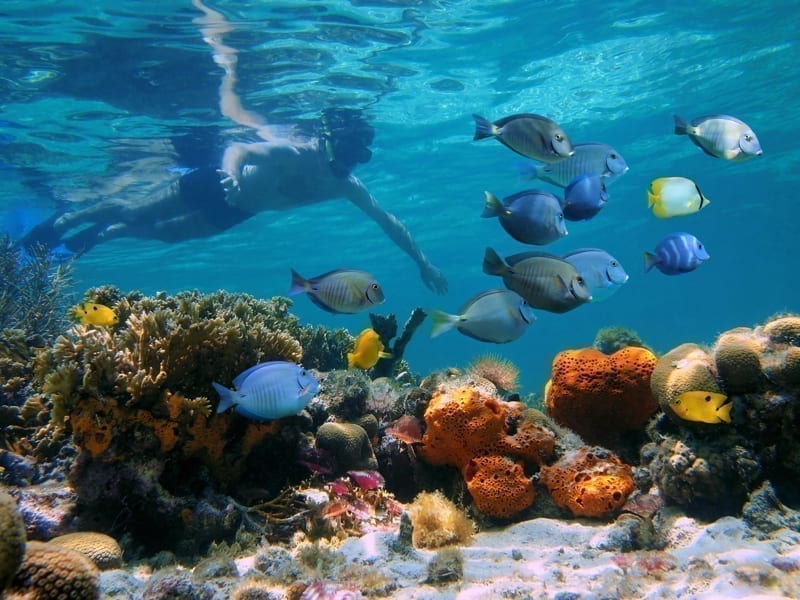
[20,1,448,295]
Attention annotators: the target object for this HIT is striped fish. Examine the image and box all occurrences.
[482,248,591,313]
[288,268,385,314]
[644,232,710,275]
[213,361,319,421]
[520,142,629,188]
[674,114,762,162]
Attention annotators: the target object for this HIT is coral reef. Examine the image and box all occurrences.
[645,315,800,519]
[7,540,99,600]
[0,489,26,592]
[406,491,474,549]
[467,354,520,394]
[48,531,123,570]
[592,325,651,355]
[315,422,378,472]
[544,346,658,447]
[539,447,635,518]
[419,383,555,519]
[369,308,427,379]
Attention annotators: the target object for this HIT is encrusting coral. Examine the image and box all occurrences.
[544,346,658,446]
[419,384,556,518]
[539,447,635,518]
[48,531,123,570]
[7,540,99,600]
[0,489,26,592]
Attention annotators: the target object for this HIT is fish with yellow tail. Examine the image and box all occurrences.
[71,302,118,327]
[347,328,392,370]
[670,391,732,424]
[647,177,710,218]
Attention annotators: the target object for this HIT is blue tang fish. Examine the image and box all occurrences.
[289,268,385,314]
[482,190,567,245]
[213,361,319,421]
[674,114,762,162]
[429,289,536,343]
[473,113,574,163]
[563,248,628,301]
[561,174,609,221]
[520,141,629,188]
[644,232,710,275]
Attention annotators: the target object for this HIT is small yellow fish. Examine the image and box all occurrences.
[670,391,731,424]
[647,177,710,218]
[347,328,392,370]
[72,302,118,327]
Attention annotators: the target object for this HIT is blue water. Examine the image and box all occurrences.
[1,1,797,394]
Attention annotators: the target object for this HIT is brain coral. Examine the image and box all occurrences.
[650,343,722,416]
[315,422,378,472]
[419,384,555,519]
[538,447,635,518]
[48,532,123,570]
[8,540,99,600]
[712,329,766,394]
[0,490,26,591]
[544,346,658,445]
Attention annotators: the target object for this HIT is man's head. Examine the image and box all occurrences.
[319,108,375,177]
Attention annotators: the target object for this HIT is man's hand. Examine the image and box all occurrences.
[421,263,448,295]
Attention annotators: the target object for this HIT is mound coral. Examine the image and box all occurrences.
[0,489,26,591]
[539,447,635,518]
[48,531,123,570]
[544,346,658,445]
[8,540,99,600]
[467,354,520,393]
[406,491,474,549]
[419,385,555,519]
[315,422,378,472]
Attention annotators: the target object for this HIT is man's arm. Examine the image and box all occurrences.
[344,176,447,294]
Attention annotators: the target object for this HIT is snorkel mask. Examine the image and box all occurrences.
[320,108,374,177]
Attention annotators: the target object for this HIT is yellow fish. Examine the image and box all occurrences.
[72,302,118,327]
[670,391,731,424]
[647,177,710,218]
[347,328,392,370]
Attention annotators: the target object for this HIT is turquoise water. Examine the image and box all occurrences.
[1,1,797,394]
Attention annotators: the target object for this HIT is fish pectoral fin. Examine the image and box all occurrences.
[378,351,393,359]
[298,383,316,397]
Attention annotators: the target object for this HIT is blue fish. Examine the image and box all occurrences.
[429,289,535,343]
[482,189,567,245]
[289,268,385,314]
[644,232,710,275]
[213,361,319,421]
[519,141,629,188]
[561,174,608,221]
[563,248,628,301]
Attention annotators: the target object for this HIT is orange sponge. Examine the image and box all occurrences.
[463,454,535,519]
[544,346,658,445]
[539,447,634,517]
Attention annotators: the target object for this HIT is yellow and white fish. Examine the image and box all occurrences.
[670,390,731,424]
[71,302,118,326]
[647,177,710,218]
[347,328,392,370]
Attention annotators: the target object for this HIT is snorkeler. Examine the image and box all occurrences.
[20,1,448,295]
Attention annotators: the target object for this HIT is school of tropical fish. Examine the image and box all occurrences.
[72,111,761,423]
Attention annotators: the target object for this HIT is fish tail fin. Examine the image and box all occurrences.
[346,352,357,369]
[482,247,507,276]
[472,114,495,140]
[517,160,541,181]
[212,382,236,413]
[288,269,308,296]
[428,309,458,338]
[673,115,688,135]
[643,251,659,272]
[481,191,504,218]
[717,396,733,423]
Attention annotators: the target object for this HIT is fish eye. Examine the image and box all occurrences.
[555,133,564,142]
[744,134,752,141]
[610,153,618,159]
[704,395,711,402]
[371,283,380,290]
[697,243,704,249]
[576,276,585,284]
[610,261,618,267]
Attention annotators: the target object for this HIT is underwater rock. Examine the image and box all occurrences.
[742,480,800,535]
[0,489,26,592]
[12,483,78,540]
[544,346,658,447]
[314,370,370,422]
[98,569,143,599]
[424,547,464,585]
[140,567,213,600]
[253,545,302,584]
[8,540,99,600]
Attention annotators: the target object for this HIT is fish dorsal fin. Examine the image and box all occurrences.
[457,289,509,313]
[562,248,606,259]
[506,250,561,266]
[233,361,289,389]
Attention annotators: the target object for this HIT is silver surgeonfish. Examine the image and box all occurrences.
[563,248,629,302]
[482,190,567,245]
[473,113,574,163]
[289,268,385,314]
[482,248,591,313]
[213,361,319,421]
[429,289,536,343]
[520,141,629,187]
[673,114,762,162]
